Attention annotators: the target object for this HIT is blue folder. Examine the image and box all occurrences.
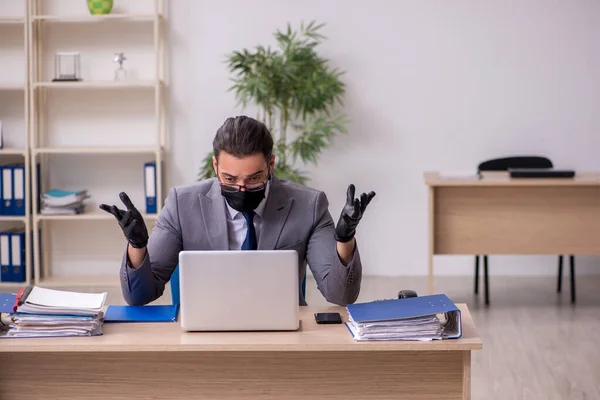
[0,292,16,313]
[104,304,179,323]
[12,165,25,216]
[346,294,462,339]
[144,162,157,214]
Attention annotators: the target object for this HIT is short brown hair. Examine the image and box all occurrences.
[213,116,273,162]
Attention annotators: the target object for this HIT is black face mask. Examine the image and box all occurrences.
[221,187,266,213]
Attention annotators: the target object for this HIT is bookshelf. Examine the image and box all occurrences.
[0,0,30,288]
[27,0,167,287]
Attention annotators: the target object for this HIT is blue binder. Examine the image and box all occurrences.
[144,162,157,214]
[104,304,179,323]
[2,166,12,215]
[9,231,25,282]
[0,232,10,282]
[346,294,462,339]
[0,292,16,313]
[12,165,25,216]
[0,167,3,215]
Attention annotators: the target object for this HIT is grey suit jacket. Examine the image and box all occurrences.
[119,177,363,306]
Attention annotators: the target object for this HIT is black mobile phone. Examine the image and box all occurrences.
[314,312,342,324]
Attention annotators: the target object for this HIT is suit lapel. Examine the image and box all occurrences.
[258,178,294,250]
[199,180,229,250]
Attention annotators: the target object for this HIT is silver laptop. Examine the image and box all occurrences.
[178,250,300,331]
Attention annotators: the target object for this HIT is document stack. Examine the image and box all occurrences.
[41,189,89,215]
[345,294,462,341]
[0,286,106,338]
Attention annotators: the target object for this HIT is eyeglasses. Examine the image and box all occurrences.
[217,167,269,193]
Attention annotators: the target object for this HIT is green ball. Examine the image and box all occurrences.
[87,0,113,15]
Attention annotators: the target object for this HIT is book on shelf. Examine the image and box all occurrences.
[0,227,25,283]
[41,189,89,215]
[0,286,106,338]
[144,161,157,214]
[0,163,25,216]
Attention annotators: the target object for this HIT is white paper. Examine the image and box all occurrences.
[346,314,445,341]
[25,287,106,310]
[438,170,480,180]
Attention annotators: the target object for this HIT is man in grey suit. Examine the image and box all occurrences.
[100,116,376,306]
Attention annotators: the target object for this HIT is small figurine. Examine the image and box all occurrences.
[114,52,127,81]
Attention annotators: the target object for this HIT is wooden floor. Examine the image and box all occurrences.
[52,274,600,400]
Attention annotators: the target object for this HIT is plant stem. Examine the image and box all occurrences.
[268,110,274,132]
[279,106,289,165]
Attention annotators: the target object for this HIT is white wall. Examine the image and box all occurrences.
[30,0,600,278]
[167,0,600,277]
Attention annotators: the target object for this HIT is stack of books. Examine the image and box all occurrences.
[0,286,106,338]
[345,294,463,341]
[41,189,89,215]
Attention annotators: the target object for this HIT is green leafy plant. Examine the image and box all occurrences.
[197,20,349,184]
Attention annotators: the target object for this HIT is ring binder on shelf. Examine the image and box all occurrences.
[0,233,10,283]
[144,161,157,214]
[2,166,11,215]
[13,165,25,216]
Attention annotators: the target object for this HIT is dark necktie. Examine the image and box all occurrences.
[241,211,257,250]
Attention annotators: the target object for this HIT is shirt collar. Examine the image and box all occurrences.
[225,180,270,220]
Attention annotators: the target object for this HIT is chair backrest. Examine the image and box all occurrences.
[169,264,307,305]
[478,156,553,171]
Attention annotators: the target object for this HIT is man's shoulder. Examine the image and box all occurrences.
[273,177,326,203]
[169,178,217,199]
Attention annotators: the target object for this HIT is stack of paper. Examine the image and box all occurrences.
[438,170,480,180]
[41,189,89,215]
[346,314,445,341]
[345,294,462,341]
[0,287,106,338]
[2,314,103,338]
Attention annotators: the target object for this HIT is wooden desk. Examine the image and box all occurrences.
[425,171,600,293]
[0,305,481,400]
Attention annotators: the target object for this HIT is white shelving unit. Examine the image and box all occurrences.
[0,17,26,24]
[0,0,31,288]
[27,0,167,287]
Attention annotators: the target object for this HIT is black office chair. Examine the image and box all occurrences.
[474,156,576,305]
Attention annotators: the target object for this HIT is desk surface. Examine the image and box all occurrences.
[0,304,482,353]
[424,171,600,187]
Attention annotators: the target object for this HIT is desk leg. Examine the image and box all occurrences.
[462,351,471,400]
[428,186,435,294]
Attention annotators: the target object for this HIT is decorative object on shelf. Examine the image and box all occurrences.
[87,0,113,15]
[197,21,348,184]
[113,52,127,81]
[53,52,82,82]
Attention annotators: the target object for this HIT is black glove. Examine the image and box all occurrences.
[334,184,376,243]
[99,192,149,249]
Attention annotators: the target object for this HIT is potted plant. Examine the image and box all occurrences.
[198,21,349,184]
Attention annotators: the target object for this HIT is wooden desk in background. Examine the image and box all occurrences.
[0,306,482,400]
[424,171,600,294]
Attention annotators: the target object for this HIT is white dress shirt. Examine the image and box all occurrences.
[224,182,270,250]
